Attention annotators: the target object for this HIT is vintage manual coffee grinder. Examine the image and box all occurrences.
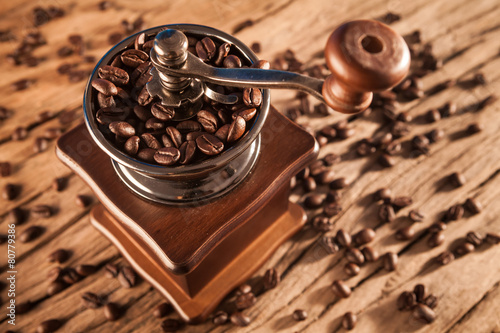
[56,20,409,322]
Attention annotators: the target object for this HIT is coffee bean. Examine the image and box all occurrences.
[120,49,148,67]
[12,126,28,140]
[428,222,446,234]
[223,54,242,68]
[31,205,52,218]
[445,204,464,221]
[323,202,342,217]
[9,207,27,225]
[243,88,262,108]
[0,161,11,177]
[104,302,121,321]
[47,281,66,296]
[379,204,396,223]
[427,129,445,143]
[464,231,482,247]
[165,126,183,148]
[62,268,81,284]
[383,252,398,271]
[215,124,230,142]
[454,242,475,256]
[353,228,376,246]
[17,300,34,314]
[214,42,231,66]
[391,121,411,138]
[397,291,416,311]
[109,121,135,137]
[292,309,308,321]
[233,107,257,122]
[303,194,324,209]
[95,107,126,125]
[47,249,70,263]
[361,246,379,262]
[195,110,218,134]
[395,226,415,241]
[118,266,137,288]
[335,229,351,248]
[320,236,340,254]
[47,266,63,283]
[263,268,280,290]
[439,101,457,118]
[161,318,186,332]
[485,232,500,245]
[137,148,156,162]
[392,196,413,209]
[342,311,357,330]
[3,183,19,200]
[374,188,392,202]
[448,172,466,187]
[150,103,175,121]
[427,231,445,248]
[37,319,62,333]
[345,247,365,265]
[378,153,396,167]
[92,78,118,96]
[325,190,342,203]
[196,37,216,62]
[212,311,228,325]
[137,85,153,106]
[332,280,351,298]
[409,209,425,222]
[411,303,435,324]
[230,312,251,327]
[196,134,224,155]
[309,160,326,176]
[329,177,349,190]
[81,291,103,309]
[436,250,454,265]
[105,263,119,278]
[122,136,139,155]
[33,137,49,153]
[153,302,173,318]
[227,116,246,142]
[344,262,360,276]
[317,170,336,185]
[177,140,196,165]
[426,109,441,123]
[424,294,438,309]
[98,65,129,85]
[464,198,482,215]
[75,264,98,276]
[20,226,44,242]
[235,292,257,310]
[303,177,317,192]
[12,78,33,91]
[466,122,483,135]
[414,284,426,303]
[75,194,91,208]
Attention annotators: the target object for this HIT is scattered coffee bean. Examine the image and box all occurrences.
[3,183,19,200]
[9,207,27,225]
[33,137,49,153]
[344,262,361,276]
[379,204,396,223]
[263,268,280,290]
[466,122,483,135]
[303,194,324,209]
[212,311,228,325]
[235,292,257,310]
[0,162,11,177]
[463,198,482,215]
[396,226,415,241]
[397,291,416,311]
[411,303,436,324]
[161,318,186,332]
[47,266,63,283]
[345,247,365,265]
[448,172,466,187]
[436,250,454,265]
[75,194,91,208]
[378,153,396,167]
[316,170,336,185]
[439,101,457,118]
[353,228,376,246]
[428,222,447,233]
[12,78,34,91]
[47,281,66,296]
[62,268,81,284]
[75,264,98,277]
[303,177,317,192]
[325,190,342,203]
[320,236,340,254]
[230,312,251,327]
[427,231,445,248]
[323,202,342,217]
[427,128,445,143]
[292,309,308,321]
[105,263,119,278]
[342,311,357,330]
[332,280,351,298]
[323,153,341,166]
[36,319,62,333]
[19,226,44,242]
[329,177,349,190]
[31,205,52,218]
[485,232,500,245]
[12,126,28,141]
[118,266,137,288]
[392,196,413,209]
[445,204,464,221]
[312,215,334,232]
[237,284,252,295]
[383,252,398,271]
[47,249,70,263]
[361,246,379,262]
[374,188,392,202]
[408,209,425,222]
[17,300,34,314]
[414,284,426,303]
[426,109,441,122]
[153,302,173,318]
[81,291,103,309]
[104,302,122,321]
[465,231,482,247]
[454,242,475,256]
[424,294,438,309]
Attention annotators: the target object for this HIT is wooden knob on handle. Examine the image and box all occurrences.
[323,20,410,114]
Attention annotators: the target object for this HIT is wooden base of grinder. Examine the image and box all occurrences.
[56,107,317,323]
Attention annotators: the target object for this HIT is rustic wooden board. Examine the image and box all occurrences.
[1,0,500,332]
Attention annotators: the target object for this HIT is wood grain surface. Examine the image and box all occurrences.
[1,0,500,332]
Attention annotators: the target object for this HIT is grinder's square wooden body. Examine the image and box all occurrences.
[56,106,318,322]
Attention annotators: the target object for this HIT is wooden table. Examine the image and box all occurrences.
[1,0,500,332]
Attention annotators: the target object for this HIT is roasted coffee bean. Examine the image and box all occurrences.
[196,133,224,155]
[227,116,246,142]
[223,54,242,68]
[303,194,324,209]
[215,124,230,142]
[397,291,416,311]
[47,281,66,296]
[9,207,27,225]
[395,226,415,241]
[391,121,411,138]
[464,198,482,215]
[263,268,280,290]
[214,42,231,66]
[424,295,438,309]
[43,127,62,140]
[153,302,173,318]
[179,140,197,165]
[118,266,137,288]
[392,196,413,209]
[316,170,335,185]
[75,194,91,208]
[124,136,140,155]
[335,229,352,248]
[197,110,218,133]
[485,232,500,245]
[151,103,175,121]
[235,292,257,310]
[3,183,19,200]
[230,312,251,327]
[120,49,148,67]
[137,148,156,162]
[322,153,341,166]
[145,118,165,131]
[427,231,445,248]
[357,141,376,156]
[292,309,308,321]
[353,228,376,246]
[325,190,342,203]
[75,264,98,276]
[411,303,435,324]
[378,153,396,167]
[33,137,49,153]
[31,204,52,218]
[414,284,426,303]
[37,319,62,333]
[379,204,396,223]
[62,268,81,284]
[12,78,33,91]
[329,177,349,190]
[361,246,379,262]
[436,250,454,265]
[243,88,262,107]
[12,126,28,140]
[212,311,228,325]
[342,311,357,330]
[439,101,457,118]
[428,222,447,233]
[105,263,119,278]
[17,300,34,314]
[98,65,129,85]
[137,85,153,106]
[345,247,365,265]
[385,140,402,155]
[95,107,125,125]
[251,59,270,69]
[323,202,342,217]
[303,177,317,192]
[412,134,430,153]
[383,252,398,271]
[92,78,118,96]
[332,280,351,298]
[20,226,44,243]
[186,131,207,141]
[427,128,445,143]
[233,107,257,121]
[81,291,103,309]
[0,161,12,177]
[47,249,70,263]
[47,267,64,283]
[237,284,252,295]
[337,127,356,139]
[104,302,121,321]
[448,172,466,187]
[454,242,475,256]
[161,318,186,332]
[140,133,162,149]
[374,188,392,202]
[154,147,180,166]
[309,160,326,177]
[196,37,216,62]
[465,231,482,247]
[409,209,425,222]
[109,121,135,137]
[344,262,360,276]
[176,120,202,133]
[321,236,340,254]
[426,109,441,122]
[466,122,483,134]
[134,63,153,87]
[445,204,464,221]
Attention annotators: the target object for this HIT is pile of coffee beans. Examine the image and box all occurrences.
[91,31,264,166]
[397,284,437,324]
